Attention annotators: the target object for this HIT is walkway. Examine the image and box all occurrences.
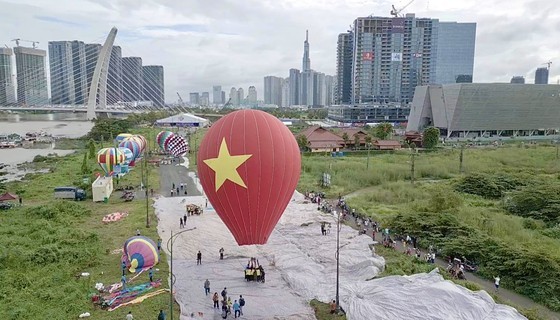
[340,206,560,320]
[158,157,202,197]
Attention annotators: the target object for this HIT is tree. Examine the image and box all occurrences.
[422,127,440,149]
[88,140,96,159]
[296,134,309,151]
[86,118,132,141]
[364,135,373,145]
[342,132,350,148]
[81,153,90,174]
[353,134,360,149]
[373,123,393,140]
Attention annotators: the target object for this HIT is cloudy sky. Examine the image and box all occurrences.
[1,0,558,103]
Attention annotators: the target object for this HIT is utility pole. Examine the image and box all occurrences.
[145,145,150,228]
[167,227,196,320]
[366,143,371,169]
[335,210,341,313]
[410,147,416,185]
[459,143,465,174]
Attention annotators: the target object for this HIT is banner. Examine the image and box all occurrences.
[391,18,405,33]
[391,53,403,61]
[412,53,423,58]
[362,52,374,61]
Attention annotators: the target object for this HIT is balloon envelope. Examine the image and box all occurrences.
[156,131,174,151]
[165,134,189,157]
[122,236,159,273]
[97,147,125,176]
[118,147,134,164]
[133,135,147,152]
[115,133,133,144]
[197,109,301,245]
[118,139,141,161]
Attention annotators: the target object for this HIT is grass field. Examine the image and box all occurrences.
[0,131,180,319]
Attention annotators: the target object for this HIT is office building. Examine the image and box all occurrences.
[288,69,300,105]
[190,92,200,105]
[70,41,87,104]
[229,87,238,106]
[85,43,101,101]
[406,84,560,138]
[336,32,353,104]
[122,57,142,102]
[510,76,525,84]
[303,30,311,72]
[142,65,165,107]
[213,85,223,104]
[281,79,290,107]
[107,46,123,103]
[299,71,314,106]
[14,46,48,105]
[535,67,549,84]
[328,104,410,123]
[325,75,336,106]
[264,76,283,106]
[0,48,15,104]
[48,41,75,104]
[237,88,244,106]
[247,86,257,107]
[346,14,476,104]
[200,91,210,106]
[313,72,325,106]
[221,91,225,105]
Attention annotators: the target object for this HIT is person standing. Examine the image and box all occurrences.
[171,189,174,197]
[204,279,210,295]
[233,300,241,318]
[157,238,162,252]
[126,311,133,320]
[221,287,227,300]
[172,183,175,190]
[183,213,188,225]
[197,251,202,265]
[212,292,220,308]
[121,261,127,276]
[329,300,336,314]
[238,295,245,315]
[158,309,166,320]
[219,248,224,260]
[121,275,127,290]
[149,267,154,282]
[136,229,141,236]
[494,276,501,292]
[176,187,179,195]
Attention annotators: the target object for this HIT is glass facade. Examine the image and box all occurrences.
[328,104,410,123]
[433,22,476,85]
[14,47,49,106]
[0,48,15,104]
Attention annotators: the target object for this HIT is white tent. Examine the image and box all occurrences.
[155,113,209,128]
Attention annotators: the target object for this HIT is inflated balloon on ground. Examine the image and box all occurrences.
[156,131,174,151]
[197,109,301,245]
[122,236,160,273]
[97,147,125,176]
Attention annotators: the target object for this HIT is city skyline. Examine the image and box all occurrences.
[0,0,559,103]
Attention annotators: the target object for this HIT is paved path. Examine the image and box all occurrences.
[339,205,560,320]
[158,158,202,197]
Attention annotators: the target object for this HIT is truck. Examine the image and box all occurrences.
[54,186,87,201]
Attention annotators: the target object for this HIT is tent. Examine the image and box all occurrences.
[0,192,18,202]
[155,113,209,128]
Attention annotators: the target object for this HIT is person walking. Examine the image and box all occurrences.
[176,187,180,195]
[213,292,220,308]
[171,189,174,197]
[121,261,127,276]
[121,275,127,290]
[157,309,166,320]
[219,248,224,260]
[183,213,188,225]
[157,238,162,252]
[149,267,154,282]
[221,287,227,300]
[126,311,133,320]
[180,217,184,229]
[197,251,202,265]
[494,276,501,292]
[238,295,245,316]
[233,300,241,318]
[172,183,175,190]
[204,279,210,295]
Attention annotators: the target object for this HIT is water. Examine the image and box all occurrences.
[0,112,93,181]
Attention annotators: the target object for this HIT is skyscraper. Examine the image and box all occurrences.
[201,92,210,106]
[281,79,290,107]
[336,32,353,104]
[535,67,549,84]
[14,46,48,106]
[288,68,300,106]
[0,48,15,105]
[264,76,283,106]
[229,87,238,106]
[313,72,326,106]
[142,65,165,107]
[347,14,476,104]
[70,41,87,104]
[107,46,123,104]
[247,86,257,107]
[510,76,525,84]
[212,85,223,104]
[48,41,75,104]
[237,88,244,106]
[189,92,200,105]
[302,30,311,72]
[299,71,314,106]
[221,91,226,105]
[122,57,142,102]
[325,75,336,106]
[85,43,101,102]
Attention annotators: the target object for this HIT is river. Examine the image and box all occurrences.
[0,112,93,181]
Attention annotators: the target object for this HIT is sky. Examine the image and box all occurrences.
[1,0,559,103]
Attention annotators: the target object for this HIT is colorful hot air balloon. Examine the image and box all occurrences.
[115,133,133,144]
[118,147,134,164]
[133,135,147,152]
[156,131,174,151]
[122,236,160,273]
[118,139,141,161]
[165,134,189,157]
[97,147,125,176]
[197,110,301,245]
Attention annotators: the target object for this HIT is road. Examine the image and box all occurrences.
[158,157,202,197]
[340,208,560,320]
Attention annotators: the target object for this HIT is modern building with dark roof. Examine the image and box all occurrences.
[406,84,560,138]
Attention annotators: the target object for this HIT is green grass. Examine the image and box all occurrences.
[310,299,346,320]
[0,131,180,320]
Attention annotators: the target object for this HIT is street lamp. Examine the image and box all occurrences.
[366,143,372,169]
[166,227,196,320]
[334,210,341,313]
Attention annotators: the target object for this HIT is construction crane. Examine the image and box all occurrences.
[390,0,416,17]
[543,61,552,70]
[11,38,40,48]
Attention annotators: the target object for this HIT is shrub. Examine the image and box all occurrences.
[422,127,440,149]
[26,201,91,221]
[455,174,504,199]
[505,184,560,224]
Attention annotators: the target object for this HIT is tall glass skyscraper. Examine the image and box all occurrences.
[0,48,15,105]
[14,46,49,106]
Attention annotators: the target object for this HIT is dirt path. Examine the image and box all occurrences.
[340,208,560,320]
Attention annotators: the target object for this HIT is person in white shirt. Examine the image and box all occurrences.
[126,311,133,320]
[494,276,500,292]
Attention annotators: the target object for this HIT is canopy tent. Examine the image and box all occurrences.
[155,113,209,128]
[0,192,18,202]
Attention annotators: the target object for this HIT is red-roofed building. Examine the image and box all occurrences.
[296,126,344,152]
[338,128,370,148]
[372,140,402,150]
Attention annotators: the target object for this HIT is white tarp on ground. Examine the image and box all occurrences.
[155,192,526,320]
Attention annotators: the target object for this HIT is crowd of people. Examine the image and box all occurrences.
[169,182,188,197]
[244,257,266,283]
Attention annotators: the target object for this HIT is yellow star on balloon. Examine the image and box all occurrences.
[203,138,252,191]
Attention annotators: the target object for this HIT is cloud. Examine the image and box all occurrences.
[0,0,559,102]
[34,16,85,27]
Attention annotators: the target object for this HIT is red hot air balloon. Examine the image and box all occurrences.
[197,110,301,245]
